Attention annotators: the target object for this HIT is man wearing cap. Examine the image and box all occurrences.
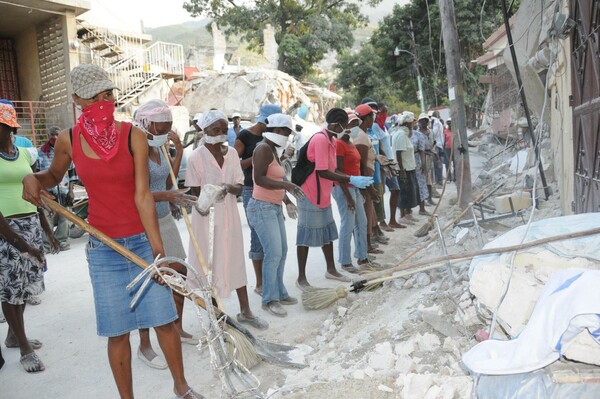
[37,126,71,252]
[22,64,200,398]
[235,103,282,296]
[226,112,242,147]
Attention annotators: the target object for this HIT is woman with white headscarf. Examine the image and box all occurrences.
[185,110,267,330]
[134,100,198,369]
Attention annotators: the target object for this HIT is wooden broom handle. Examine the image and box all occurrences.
[160,145,226,310]
[43,198,222,315]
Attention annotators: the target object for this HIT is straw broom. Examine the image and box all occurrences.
[302,225,600,309]
[160,145,260,369]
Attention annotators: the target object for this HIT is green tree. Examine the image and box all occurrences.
[183,0,380,78]
[335,0,506,125]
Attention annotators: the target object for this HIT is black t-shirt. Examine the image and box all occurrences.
[237,128,264,187]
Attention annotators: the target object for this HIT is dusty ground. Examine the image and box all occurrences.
[1,149,565,398]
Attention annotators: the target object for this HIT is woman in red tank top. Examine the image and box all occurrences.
[22,64,201,399]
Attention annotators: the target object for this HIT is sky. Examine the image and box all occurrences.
[80,0,410,31]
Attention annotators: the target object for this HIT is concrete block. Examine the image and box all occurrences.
[416,332,441,351]
[402,374,434,399]
[368,351,396,370]
[455,228,470,245]
[493,191,532,213]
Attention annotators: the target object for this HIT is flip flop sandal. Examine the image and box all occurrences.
[236,313,269,330]
[20,352,45,373]
[5,338,43,350]
[174,387,206,399]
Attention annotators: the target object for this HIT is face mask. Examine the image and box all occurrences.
[263,132,288,147]
[204,135,227,144]
[348,126,361,139]
[148,133,168,147]
[276,146,285,158]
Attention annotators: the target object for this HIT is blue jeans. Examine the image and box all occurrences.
[332,186,367,264]
[247,199,289,305]
[242,186,264,260]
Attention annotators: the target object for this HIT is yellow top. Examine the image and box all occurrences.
[0,147,37,216]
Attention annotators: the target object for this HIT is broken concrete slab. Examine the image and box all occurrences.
[493,191,532,213]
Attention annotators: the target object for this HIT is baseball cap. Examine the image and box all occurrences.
[257,104,282,124]
[347,111,360,123]
[0,102,21,128]
[70,64,118,99]
[231,112,241,119]
[418,113,430,121]
[361,97,379,110]
[354,104,375,118]
[266,113,293,130]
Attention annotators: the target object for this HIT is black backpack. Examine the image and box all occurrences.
[291,131,325,204]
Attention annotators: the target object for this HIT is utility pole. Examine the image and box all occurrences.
[438,0,472,208]
[409,19,426,113]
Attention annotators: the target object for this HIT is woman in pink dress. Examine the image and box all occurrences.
[185,110,267,330]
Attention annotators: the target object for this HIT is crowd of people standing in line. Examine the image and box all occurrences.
[0,62,455,399]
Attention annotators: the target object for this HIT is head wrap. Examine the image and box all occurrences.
[418,112,430,122]
[402,111,415,124]
[199,109,228,130]
[134,99,173,129]
[325,108,349,125]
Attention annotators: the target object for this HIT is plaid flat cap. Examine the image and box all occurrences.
[70,64,118,99]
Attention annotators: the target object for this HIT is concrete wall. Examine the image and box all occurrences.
[14,26,42,101]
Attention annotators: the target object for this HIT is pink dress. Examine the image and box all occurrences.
[185,146,247,298]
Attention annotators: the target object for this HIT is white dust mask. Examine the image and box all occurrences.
[148,133,168,147]
[263,132,288,148]
[204,134,227,144]
[349,126,361,139]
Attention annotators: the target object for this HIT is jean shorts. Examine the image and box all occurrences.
[85,232,177,337]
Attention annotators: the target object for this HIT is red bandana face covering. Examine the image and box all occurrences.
[78,100,119,161]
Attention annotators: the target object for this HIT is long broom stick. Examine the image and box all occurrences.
[160,145,260,367]
[302,225,600,309]
[44,195,261,368]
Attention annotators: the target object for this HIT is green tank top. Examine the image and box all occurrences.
[0,147,37,216]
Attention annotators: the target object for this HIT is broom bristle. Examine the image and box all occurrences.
[414,220,433,238]
[302,287,348,310]
[224,324,261,370]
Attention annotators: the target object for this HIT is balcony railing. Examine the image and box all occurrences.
[10,101,76,146]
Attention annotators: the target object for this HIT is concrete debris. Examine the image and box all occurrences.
[377,384,394,393]
[455,228,470,245]
[493,191,533,213]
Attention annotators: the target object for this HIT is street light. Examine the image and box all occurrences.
[394,46,426,113]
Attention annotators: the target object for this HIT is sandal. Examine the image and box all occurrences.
[261,301,287,317]
[20,352,45,373]
[26,296,41,306]
[174,387,205,399]
[5,338,43,350]
[341,265,361,274]
[236,313,269,330]
[368,247,384,254]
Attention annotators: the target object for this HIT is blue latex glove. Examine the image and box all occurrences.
[349,176,374,189]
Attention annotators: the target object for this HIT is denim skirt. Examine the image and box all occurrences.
[85,232,177,337]
[296,197,338,247]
